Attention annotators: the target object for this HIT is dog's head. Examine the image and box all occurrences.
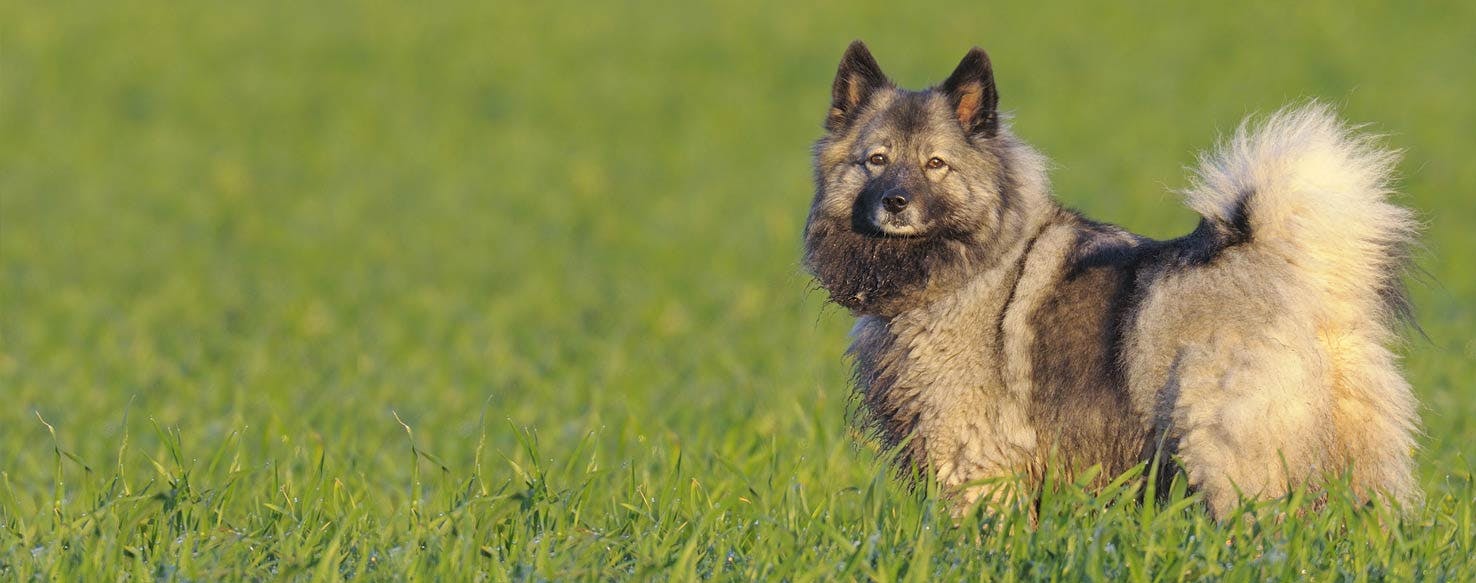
[804,41,1024,316]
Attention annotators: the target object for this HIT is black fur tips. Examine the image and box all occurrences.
[828,41,891,132]
[940,47,999,138]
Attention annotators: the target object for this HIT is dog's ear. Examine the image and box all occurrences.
[828,40,890,132]
[941,47,999,138]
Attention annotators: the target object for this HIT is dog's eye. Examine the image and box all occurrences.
[867,153,888,166]
[926,157,946,169]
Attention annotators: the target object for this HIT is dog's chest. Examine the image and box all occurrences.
[853,269,1039,485]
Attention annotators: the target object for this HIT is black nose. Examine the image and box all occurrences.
[881,192,909,213]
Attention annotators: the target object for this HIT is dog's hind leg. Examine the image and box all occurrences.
[1323,329,1420,508]
[1164,331,1339,519]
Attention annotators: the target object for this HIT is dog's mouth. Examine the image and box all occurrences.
[850,205,930,239]
[868,214,930,238]
[849,229,930,243]
[875,219,924,237]
[850,222,927,239]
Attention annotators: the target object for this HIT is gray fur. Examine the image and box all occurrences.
[803,42,1422,518]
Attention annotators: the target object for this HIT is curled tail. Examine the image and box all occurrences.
[1181,103,1422,506]
[1184,103,1418,330]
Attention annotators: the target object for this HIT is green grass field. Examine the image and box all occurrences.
[4,1,1475,579]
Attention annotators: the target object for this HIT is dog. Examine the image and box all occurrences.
[802,41,1421,518]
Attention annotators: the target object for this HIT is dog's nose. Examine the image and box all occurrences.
[881,192,910,213]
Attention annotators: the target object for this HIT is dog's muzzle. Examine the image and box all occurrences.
[871,188,924,236]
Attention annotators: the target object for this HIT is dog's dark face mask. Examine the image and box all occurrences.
[803,41,1012,316]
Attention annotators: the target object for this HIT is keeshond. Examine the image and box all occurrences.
[803,41,1420,518]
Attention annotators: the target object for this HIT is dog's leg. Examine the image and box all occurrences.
[1323,330,1420,508]
[1166,334,1338,519]
[945,466,1033,522]
[930,433,1031,520]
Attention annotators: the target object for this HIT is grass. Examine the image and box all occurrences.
[3,0,1475,579]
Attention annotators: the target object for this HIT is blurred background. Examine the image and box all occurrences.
[2,0,1474,574]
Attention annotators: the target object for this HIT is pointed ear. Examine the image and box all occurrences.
[940,47,999,138]
[827,41,891,132]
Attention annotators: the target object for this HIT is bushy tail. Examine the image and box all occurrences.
[1183,102,1422,505]
[1185,102,1418,331]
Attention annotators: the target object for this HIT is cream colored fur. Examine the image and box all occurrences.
[843,104,1420,518]
[1130,103,1421,515]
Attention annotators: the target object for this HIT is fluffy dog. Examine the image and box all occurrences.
[803,41,1420,518]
